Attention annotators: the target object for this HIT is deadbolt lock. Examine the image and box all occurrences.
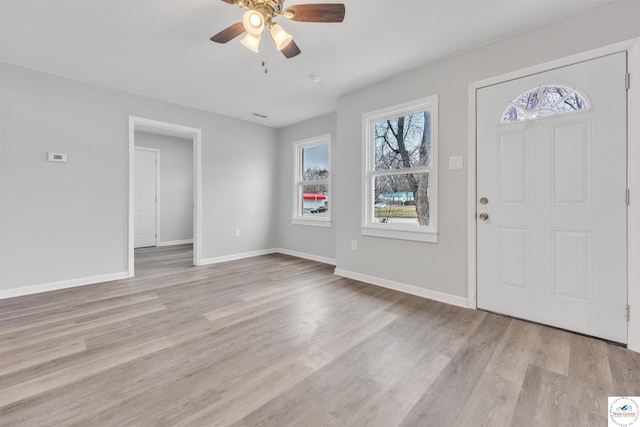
[479,197,489,205]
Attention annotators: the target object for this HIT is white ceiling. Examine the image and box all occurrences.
[1,0,610,128]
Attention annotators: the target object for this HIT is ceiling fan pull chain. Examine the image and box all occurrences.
[262,54,268,73]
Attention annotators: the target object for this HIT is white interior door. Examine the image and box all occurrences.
[134,148,158,248]
[476,52,628,343]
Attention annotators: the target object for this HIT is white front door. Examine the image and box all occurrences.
[476,52,628,343]
[134,148,158,248]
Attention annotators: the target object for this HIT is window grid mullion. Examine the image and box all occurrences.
[371,167,431,178]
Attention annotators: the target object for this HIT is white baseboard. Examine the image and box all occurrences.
[0,272,129,300]
[276,248,336,266]
[333,268,468,308]
[0,248,331,299]
[157,239,193,247]
[199,248,278,265]
[0,253,464,310]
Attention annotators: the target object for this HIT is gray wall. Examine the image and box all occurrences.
[1,64,278,291]
[276,113,336,261]
[2,0,638,296]
[334,0,640,299]
[135,132,194,244]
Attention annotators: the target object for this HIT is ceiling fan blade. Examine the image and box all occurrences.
[210,22,245,44]
[285,4,345,22]
[281,39,301,59]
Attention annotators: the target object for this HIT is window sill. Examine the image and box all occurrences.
[292,218,332,228]
[361,225,438,243]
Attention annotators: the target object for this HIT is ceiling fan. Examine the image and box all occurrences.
[211,0,345,59]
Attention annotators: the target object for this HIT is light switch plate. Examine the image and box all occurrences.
[48,152,68,162]
[449,156,463,170]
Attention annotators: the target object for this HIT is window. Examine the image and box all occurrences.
[501,85,590,124]
[362,96,438,242]
[292,134,331,227]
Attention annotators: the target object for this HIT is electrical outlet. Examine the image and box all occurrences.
[234,229,240,238]
[351,240,357,251]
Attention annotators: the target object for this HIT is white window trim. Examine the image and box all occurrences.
[292,134,332,227]
[361,95,439,243]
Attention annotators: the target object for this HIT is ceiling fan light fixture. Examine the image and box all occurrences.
[240,33,261,53]
[214,1,346,60]
[242,9,265,37]
[269,24,293,51]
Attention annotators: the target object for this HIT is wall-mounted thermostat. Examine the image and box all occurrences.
[47,152,68,163]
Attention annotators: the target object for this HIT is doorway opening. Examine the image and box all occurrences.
[128,116,202,277]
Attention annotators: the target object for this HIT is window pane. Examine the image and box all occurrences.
[374,111,431,170]
[513,87,539,110]
[501,85,590,124]
[502,104,524,123]
[541,86,571,108]
[303,144,329,181]
[554,91,588,113]
[373,172,430,226]
[302,183,329,217]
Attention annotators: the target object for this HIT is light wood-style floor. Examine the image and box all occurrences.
[1,244,639,426]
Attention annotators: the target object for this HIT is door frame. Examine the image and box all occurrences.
[128,116,202,276]
[133,146,160,248]
[467,38,640,351]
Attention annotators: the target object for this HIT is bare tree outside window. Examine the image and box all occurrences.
[501,85,590,123]
[373,111,431,226]
[303,166,329,195]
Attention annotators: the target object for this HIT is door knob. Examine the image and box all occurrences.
[479,212,489,221]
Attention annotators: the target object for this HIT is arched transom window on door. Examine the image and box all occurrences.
[501,85,590,123]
